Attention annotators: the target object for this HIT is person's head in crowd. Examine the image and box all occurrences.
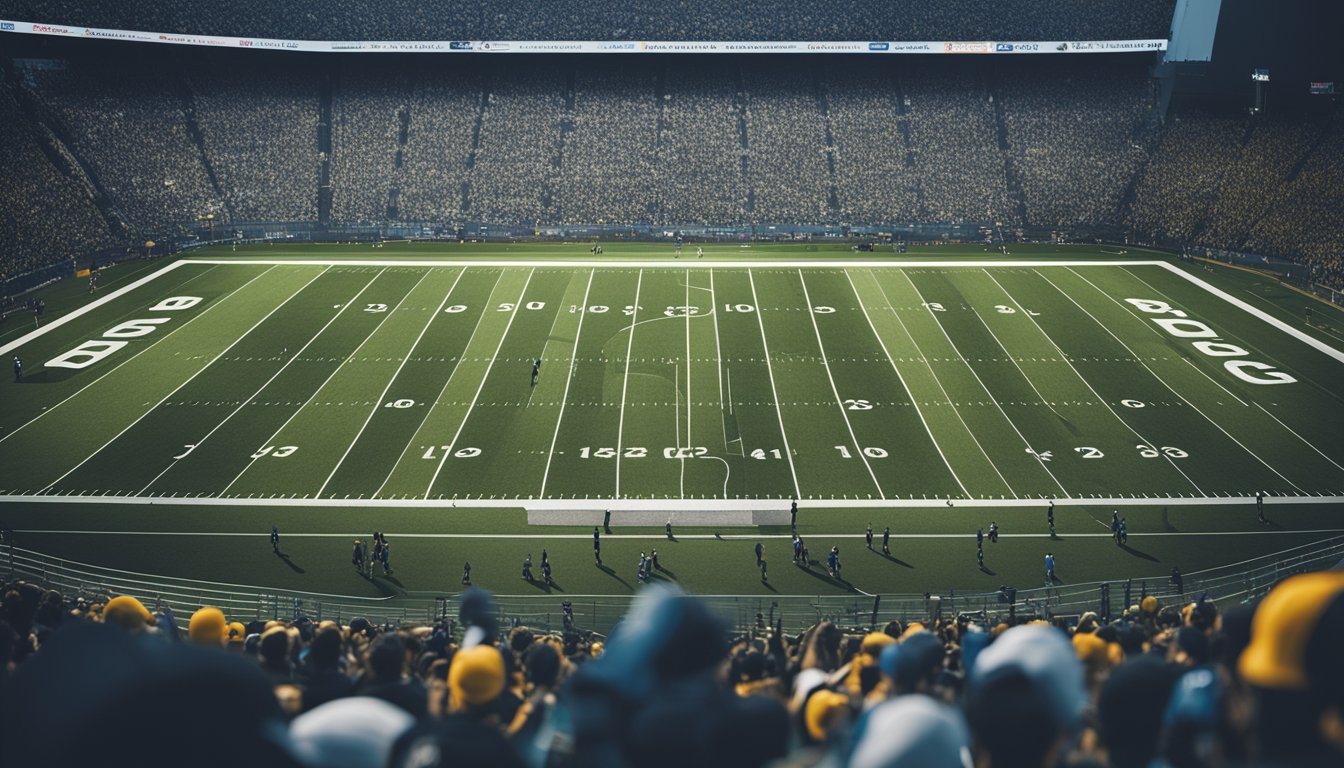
[804,688,851,744]
[368,632,407,683]
[1097,654,1180,768]
[1238,571,1344,763]
[448,643,506,715]
[101,595,155,633]
[849,693,973,768]
[1161,665,1235,768]
[880,630,944,696]
[966,625,1086,768]
[1171,626,1210,667]
[260,626,293,676]
[289,696,414,768]
[188,606,228,647]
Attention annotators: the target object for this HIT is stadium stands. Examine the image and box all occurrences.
[1,573,1341,767]
[2,55,1343,292]
[0,0,1178,42]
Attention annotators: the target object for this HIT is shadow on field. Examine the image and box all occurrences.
[652,566,678,581]
[875,551,914,569]
[1119,543,1159,563]
[596,563,633,591]
[276,552,305,574]
[525,579,564,594]
[761,580,778,593]
[796,565,854,592]
[978,564,997,576]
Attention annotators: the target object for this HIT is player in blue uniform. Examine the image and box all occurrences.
[12,356,21,382]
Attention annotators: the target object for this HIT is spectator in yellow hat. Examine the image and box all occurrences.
[187,606,228,647]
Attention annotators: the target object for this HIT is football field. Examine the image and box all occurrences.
[3,245,1343,505]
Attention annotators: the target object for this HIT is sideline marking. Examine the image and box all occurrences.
[3,494,1342,508]
[0,259,190,356]
[14,528,1344,540]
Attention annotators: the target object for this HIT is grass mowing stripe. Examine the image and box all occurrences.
[35,267,331,494]
[614,269,644,500]
[860,270,1018,498]
[896,270,1072,498]
[1042,269,1307,494]
[982,270,1207,496]
[796,269,885,499]
[540,269,596,497]
[844,269,972,498]
[134,269,388,495]
[747,269,802,499]
[0,265,268,445]
[316,268,469,498]
[1251,402,1344,473]
[220,270,434,495]
[423,269,536,499]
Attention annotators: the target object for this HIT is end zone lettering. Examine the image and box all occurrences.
[46,296,202,370]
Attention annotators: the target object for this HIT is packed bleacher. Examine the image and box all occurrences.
[2,56,1344,292]
[0,0,1177,42]
[1,572,1341,768]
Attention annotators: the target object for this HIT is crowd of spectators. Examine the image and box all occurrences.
[0,0,1178,43]
[1,571,1341,768]
[0,86,109,284]
[187,66,322,222]
[3,55,1343,292]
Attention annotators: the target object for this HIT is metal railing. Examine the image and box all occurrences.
[5,535,1342,634]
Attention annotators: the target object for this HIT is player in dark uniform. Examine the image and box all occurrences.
[522,553,533,582]
[792,535,802,564]
[352,539,365,574]
[988,521,999,544]
[1256,491,1266,524]
[271,525,280,554]
[541,559,553,586]
[541,548,549,569]
[882,526,890,555]
[12,356,21,382]
[865,523,873,550]
[754,541,764,567]
[531,358,541,387]
[462,561,472,584]
[666,520,674,540]
[790,499,798,533]
[593,526,602,564]
[976,528,985,568]
[1047,500,1055,537]
[380,541,391,575]
[651,548,660,571]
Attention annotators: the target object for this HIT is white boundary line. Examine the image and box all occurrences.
[845,270,972,498]
[895,270,1072,498]
[0,265,273,445]
[15,528,1344,540]
[37,267,331,493]
[221,270,432,495]
[4,494,1341,509]
[424,269,536,499]
[1252,402,1344,474]
[539,269,596,496]
[796,269,885,499]
[0,259,190,356]
[748,269,803,499]
[180,258,1166,269]
[1051,269,1307,494]
[316,268,467,497]
[985,270,1207,495]
[614,269,644,499]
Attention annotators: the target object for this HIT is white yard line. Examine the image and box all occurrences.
[423,269,536,499]
[796,269,885,499]
[220,270,431,495]
[985,270,1206,495]
[6,494,1344,509]
[1040,269,1306,494]
[539,269,596,497]
[38,267,330,493]
[845,270,973,498]
[709,269,726,410]
[897,271,1072,498]
[614,269,644,499]
[748,269,803,499]
[867,270,1016,496]
[0,260,191,356]
[1253,402,1344,474]
[136,270,387,494]
[319,268,469,498]
[0,266,275,445]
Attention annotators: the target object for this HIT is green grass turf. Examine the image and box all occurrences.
[1,242,1342,607]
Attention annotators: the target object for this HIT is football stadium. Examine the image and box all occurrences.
[1,1,1342,766]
